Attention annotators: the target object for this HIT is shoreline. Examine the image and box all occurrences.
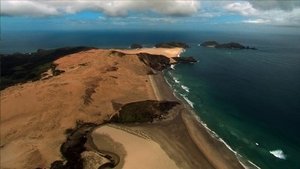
[87,48,246,169]
[1,47,247,168]
[150,71,245,169]
[161,67,260,169]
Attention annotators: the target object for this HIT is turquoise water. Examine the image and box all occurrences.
[1,30,300,169]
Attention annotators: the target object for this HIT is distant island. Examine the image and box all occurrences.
[201,41,257,50]
[155,42,190,49]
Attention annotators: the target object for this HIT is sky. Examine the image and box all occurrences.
[1,0,300,32]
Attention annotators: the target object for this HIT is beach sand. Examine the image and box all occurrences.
[1,47,244,169]
[92,125,179,169]
[90,71,244,169]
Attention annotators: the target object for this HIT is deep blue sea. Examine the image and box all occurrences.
[1,30,300,169]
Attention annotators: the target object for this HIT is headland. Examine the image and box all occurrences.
[0,45,244,169]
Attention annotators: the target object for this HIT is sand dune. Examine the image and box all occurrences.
[92,125,179,169]
[0,47,244,169]
[1,48,169,168]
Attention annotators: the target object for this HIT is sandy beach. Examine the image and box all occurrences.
[1,47,244,169]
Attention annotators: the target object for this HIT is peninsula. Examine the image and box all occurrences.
[1,46,244,169]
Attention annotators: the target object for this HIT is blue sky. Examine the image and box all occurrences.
[1,0,300,32]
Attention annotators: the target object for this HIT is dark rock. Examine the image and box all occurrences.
[59,123,97,169]
[201,41,257,50]
[130,43,143,49]
[215,42,246,49]
[50,160,64,169]
[50,121,119,169]
[155,42,189,49]
[137,53,171,71]
[172,57,197,63]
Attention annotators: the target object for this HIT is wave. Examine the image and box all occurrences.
[181,85,190,93]
[179,94,194,108]
[172,77,180,84]
[170,64,176,70]
[270,149,287,160]
[163,71,261,169]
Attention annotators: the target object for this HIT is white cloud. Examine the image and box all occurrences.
[249,0,300,11]
[1,1,60,17]
[0,0,200,17]
[224,1,300,26]
[243,18,270,24]
[224,1,257,16]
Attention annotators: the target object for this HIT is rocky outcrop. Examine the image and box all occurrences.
[155,42,189,49]
[50,122,117,169]
[172,57,197,63]
[201,41,257,50]
[138,53,197,70]
[81,151,113,169]
[137,53,171,71]
[110,100,179,123]
[57,122,96,169]
[130,43,143,49]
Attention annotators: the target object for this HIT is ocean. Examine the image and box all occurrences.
[1,30,300,169]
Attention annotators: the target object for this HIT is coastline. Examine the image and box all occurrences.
[1,47,245,169]
[149,71,245,169]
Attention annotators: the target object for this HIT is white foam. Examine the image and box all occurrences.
[173,77,180,84]
[181,85,190,92]
[270,149,287,159]
[170,64,176,70]
[247,160,262,169]
[162,72,261,169]
[183,96,194,108]
[179,93,194,108]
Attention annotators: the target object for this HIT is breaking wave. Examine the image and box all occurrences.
[172,77,180,84]
[179,93,194,108]
[181,85,190,93]
[270,149,287,160]
[170,64,176,70]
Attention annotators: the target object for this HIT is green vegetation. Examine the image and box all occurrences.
[111,100,179,123]
[0,47,94,90]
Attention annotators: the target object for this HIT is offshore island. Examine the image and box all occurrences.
[1,43,245,169]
